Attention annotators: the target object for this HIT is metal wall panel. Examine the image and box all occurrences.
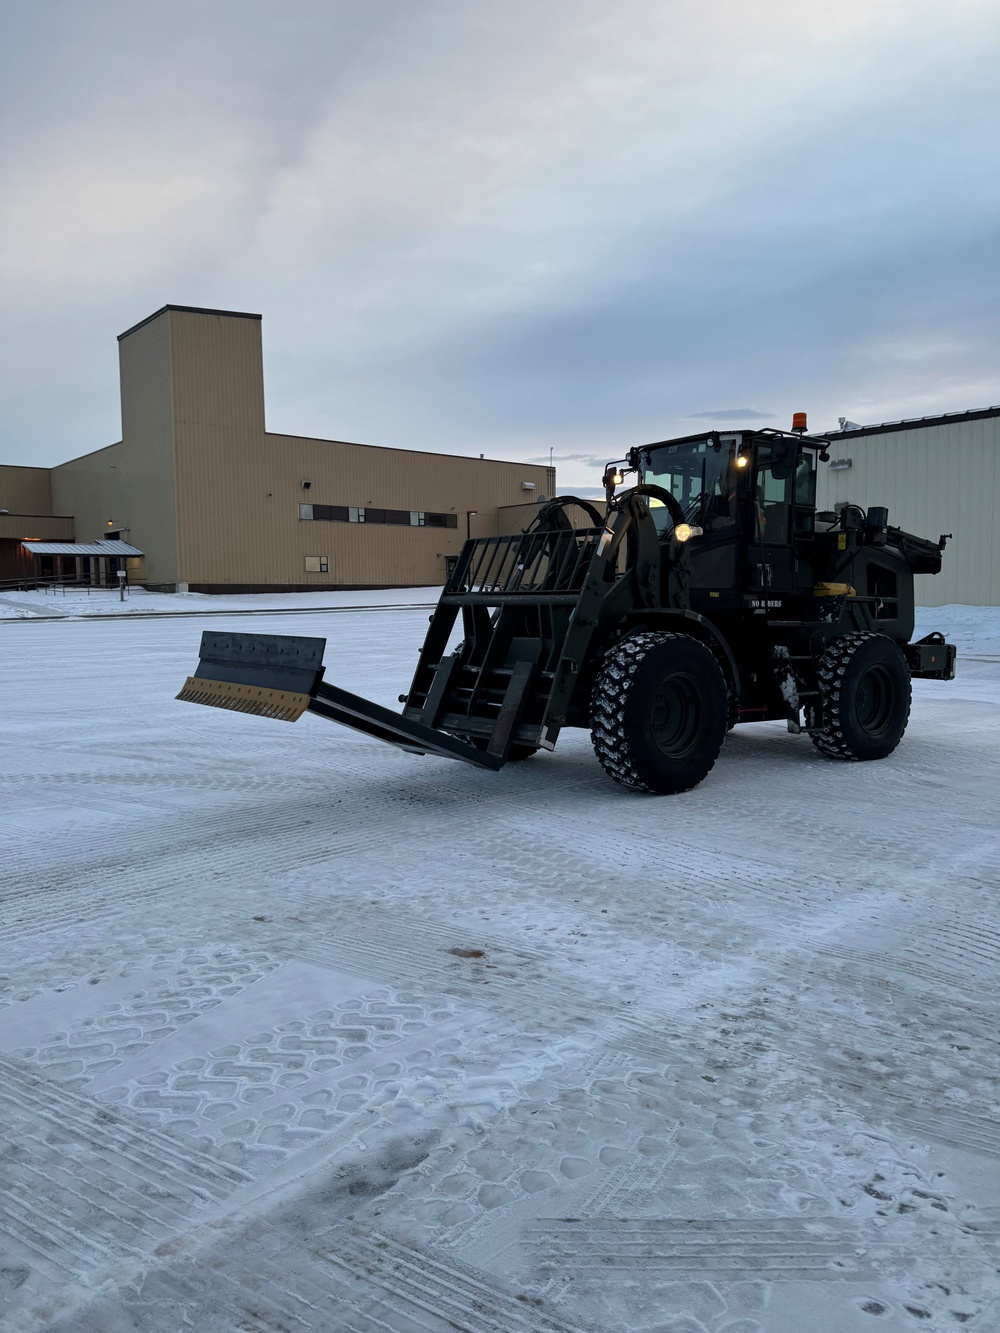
[118,315,180,586]
[43,305,558,591]
[157,308,555,588]
[817,417,1000,605]
[177,428,556,588]
[0,474,71,579]
[51,443,124,544]
[0,514,74,540]
[0,466,52,515]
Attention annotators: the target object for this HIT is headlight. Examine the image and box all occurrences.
[674,523,703,542]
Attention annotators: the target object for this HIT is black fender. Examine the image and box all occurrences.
[616,609,742,701]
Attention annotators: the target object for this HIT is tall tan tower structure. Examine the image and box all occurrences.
[38,305,554,590]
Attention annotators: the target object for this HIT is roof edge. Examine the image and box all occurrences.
[118,305,262,342]
[264,430,555,469]
[821,404,1000,440]
[21,539,144,556]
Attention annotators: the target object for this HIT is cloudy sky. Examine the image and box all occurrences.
[1,0,998,490]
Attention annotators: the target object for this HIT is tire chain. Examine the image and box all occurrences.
[810,631,911,760]
[591,631,689,791]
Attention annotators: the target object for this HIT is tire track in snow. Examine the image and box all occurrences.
[4,997,573,1326]
[827,1078,1000,1159]
[0,1055,248,1194]
[2,760,594,950]
[323,1229,598,1333]
[0,1057,249,1319]
[613,950,1000,1163]
[928,919,1000,976]
[103,994,477,1177]
[8,948,282,1090]
[288,916,707,1056]
[808,943,980,995]
[577,1156,666,1218]
[38,1224,598,1333]
[521,1217,892,1281]
[520,1213,1000,1284]
[411,1047,680,1259]
[0,815,390,946]
[290,923,585,1019]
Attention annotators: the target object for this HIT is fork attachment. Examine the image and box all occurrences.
[176,629,502,768]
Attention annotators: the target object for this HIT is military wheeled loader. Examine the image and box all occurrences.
[178,422,956,793]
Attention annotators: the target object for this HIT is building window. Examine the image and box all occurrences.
[304,556,329,573]
[410,512,457,528]
[301,503,350,521]
[363,508,411,525]
[301,504,456,528]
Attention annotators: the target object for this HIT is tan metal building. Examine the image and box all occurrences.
[816,406,1000,607]
[1,305,555,591]
[0,467,74,583]
[5,309,996,603]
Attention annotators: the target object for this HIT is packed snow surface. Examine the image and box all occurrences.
[1,597,998,1332]
[0,585,440,620]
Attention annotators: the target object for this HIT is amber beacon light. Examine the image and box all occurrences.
[791,411,808,433]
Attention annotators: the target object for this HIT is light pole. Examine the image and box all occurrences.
[466,510,478,540]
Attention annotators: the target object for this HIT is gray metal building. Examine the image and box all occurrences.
[816,406,1000,606]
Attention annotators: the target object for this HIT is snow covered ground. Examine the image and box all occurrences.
[0,585,441,620]
[1,600,998,1332]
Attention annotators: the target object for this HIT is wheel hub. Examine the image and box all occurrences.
[649,671,702,758]
[856,664,894,736]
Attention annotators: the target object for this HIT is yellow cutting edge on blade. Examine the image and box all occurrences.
[176,676,311,722]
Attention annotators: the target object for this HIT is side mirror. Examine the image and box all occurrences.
[770,438,797,480]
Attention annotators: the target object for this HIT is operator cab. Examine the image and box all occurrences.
[628,430,822,616]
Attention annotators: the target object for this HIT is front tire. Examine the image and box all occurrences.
[590,632,729,793]
[811,632,911,761]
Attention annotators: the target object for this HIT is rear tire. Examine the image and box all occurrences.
[590,632,729,793]
[811,632,911,761]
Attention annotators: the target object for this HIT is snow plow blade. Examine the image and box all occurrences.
[177,631,325,722]
[177,630,502,769]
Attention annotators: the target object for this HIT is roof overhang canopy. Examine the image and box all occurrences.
[21,540,144,556]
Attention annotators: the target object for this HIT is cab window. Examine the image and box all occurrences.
[754,446,793,544]
[795,451,817,507]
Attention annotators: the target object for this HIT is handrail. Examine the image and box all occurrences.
[0,576,115,594]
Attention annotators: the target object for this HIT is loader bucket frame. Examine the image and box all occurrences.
[177,494,666,767]
[399,491,671,756]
